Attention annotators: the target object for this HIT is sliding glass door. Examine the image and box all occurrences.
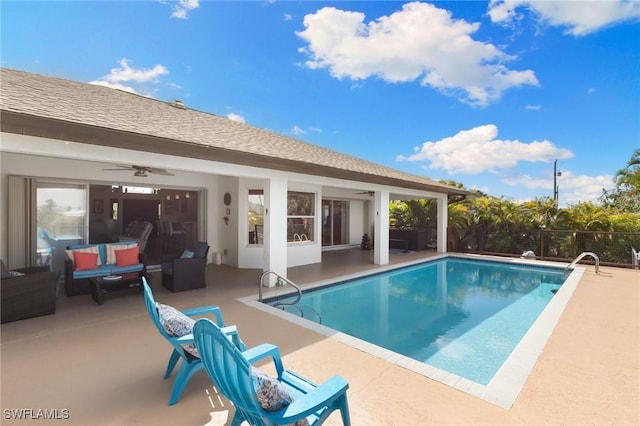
[37,182,87,271]
[322,200,348,247]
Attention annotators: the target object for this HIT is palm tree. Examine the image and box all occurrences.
[602,149,640,212]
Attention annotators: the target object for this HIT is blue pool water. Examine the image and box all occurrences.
[269,257,566,385]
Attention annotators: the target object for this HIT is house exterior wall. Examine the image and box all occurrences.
[348,200,367,245]
[1,132,450,275]
[217,176,239,267]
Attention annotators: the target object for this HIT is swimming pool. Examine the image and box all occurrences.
[244,254,583,408]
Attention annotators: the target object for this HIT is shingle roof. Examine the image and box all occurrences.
[0,68,465,195]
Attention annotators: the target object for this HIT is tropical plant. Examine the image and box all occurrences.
[601,149,640,212]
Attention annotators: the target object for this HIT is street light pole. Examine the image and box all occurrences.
[553,159,562,204]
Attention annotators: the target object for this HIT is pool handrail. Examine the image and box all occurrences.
[258,270,302,305]
[565,251,600,275]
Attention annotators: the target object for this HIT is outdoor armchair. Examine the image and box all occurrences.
[1,261,57,324]
[142,278,245,405]
[193,318,351,426]
[161,240,209,292]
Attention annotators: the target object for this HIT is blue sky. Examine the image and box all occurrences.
[2,1,639,206]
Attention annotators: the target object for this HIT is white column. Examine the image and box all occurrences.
[436,195,448,253]
[373,190,389,265]
[263,177,288,285]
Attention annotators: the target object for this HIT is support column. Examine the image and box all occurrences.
[373,190,389,265]
[436,195,448,253]
[263,177,288,285]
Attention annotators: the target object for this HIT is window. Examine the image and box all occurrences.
[287,191,315,242]
[111,199,119,220]
[37,182,87,270]
[248,189,264,245]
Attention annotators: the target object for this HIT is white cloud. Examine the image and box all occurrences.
[296,2,538,106]
[525,104,541,111]
[502,171,615,205]
[396,124,574,174]
[89,59,169,97]
[227,112,246,123]
[170,0,200,19]
[290,125,306,135]
[88,80,140,95]
[100,59,168,83]
[488,0,640,36]
[284,14,293,21]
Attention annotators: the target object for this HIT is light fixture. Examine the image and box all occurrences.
[185,192,190,199]
[175,194,180,200]
[166,195,170,201]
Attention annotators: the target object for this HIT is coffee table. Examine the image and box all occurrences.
[90,273,143,305]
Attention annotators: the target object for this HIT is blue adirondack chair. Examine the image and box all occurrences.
[193,318,351,426]
[142,278,245,405]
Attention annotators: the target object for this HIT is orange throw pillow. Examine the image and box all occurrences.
[115,246,140,267]
[74,251,99,271]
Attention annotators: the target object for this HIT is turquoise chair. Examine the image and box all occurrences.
[193,318,351,426]
[142,278,245,405]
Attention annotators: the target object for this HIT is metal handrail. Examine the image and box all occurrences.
[258,270,302,305]
[565,251,600,274]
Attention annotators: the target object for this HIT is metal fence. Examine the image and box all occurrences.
[443,228,640,269]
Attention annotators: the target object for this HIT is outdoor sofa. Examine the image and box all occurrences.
[64,241,147,296]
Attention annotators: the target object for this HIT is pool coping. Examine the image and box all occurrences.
[240,253,583,409]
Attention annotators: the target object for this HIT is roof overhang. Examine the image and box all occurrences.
[1,110,469,196]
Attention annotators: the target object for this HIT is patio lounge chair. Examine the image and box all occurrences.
[119,220,153,253]
[142,278,245,405]
[193,318,351,426]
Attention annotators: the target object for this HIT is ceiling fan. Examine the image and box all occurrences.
[356,191,375,196]
[102,164,174,177]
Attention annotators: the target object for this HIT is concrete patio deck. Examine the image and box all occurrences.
[1,249,638,425]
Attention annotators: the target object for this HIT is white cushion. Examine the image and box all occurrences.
[65,245,102,266]
[105,243,137,265]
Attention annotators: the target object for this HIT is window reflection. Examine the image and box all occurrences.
[287,191,315,242]
[248,189,264,245]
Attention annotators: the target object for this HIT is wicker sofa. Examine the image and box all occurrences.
[1,261,57,324]
[64,241,147,296]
